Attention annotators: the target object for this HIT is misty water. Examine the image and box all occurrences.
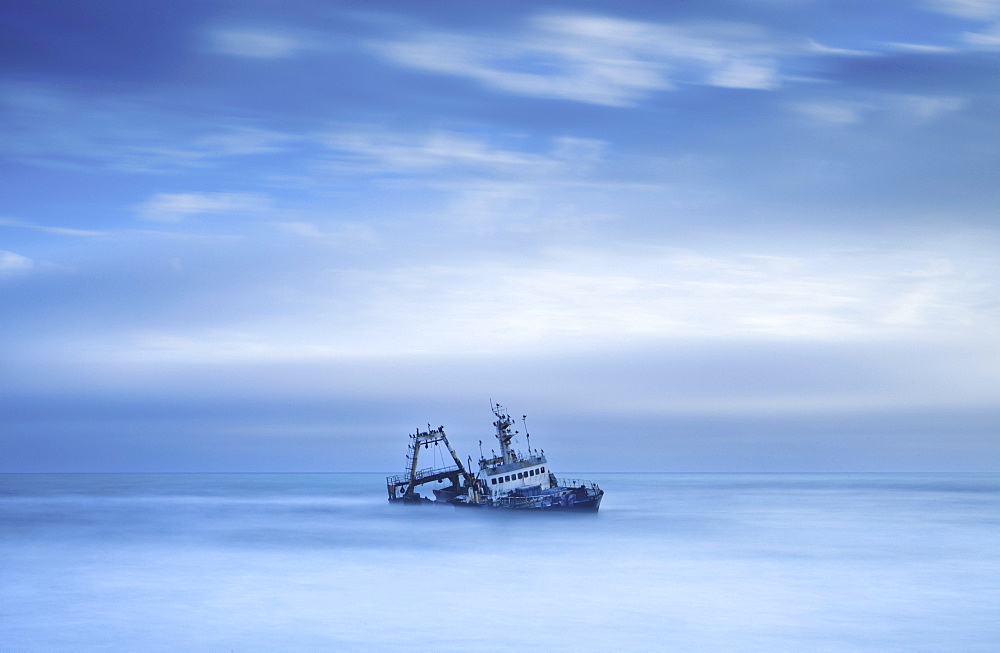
[2,473,998,651]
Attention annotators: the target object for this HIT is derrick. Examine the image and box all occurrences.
[386,425,477,503]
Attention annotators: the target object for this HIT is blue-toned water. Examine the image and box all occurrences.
[2,473,998,651]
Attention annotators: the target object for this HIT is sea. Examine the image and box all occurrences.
[1,473,998,652]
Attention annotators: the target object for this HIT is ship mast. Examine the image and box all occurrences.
[492,403,516,464]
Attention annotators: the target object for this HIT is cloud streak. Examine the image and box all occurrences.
[0,217,103,237]
[135,192,271,223]
[317,127,606,183]
[0,84,299,172]
[208,28,310,59]
[925,0,1000,20]
[373,13,789,106]
[0,250,33,275]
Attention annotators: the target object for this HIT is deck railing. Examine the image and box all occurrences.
[386,464,463,487]
[554,478,601,491]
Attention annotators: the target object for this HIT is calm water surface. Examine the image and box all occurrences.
[2,473,998,651]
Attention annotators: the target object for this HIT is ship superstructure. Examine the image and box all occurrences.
[386,403,603,511]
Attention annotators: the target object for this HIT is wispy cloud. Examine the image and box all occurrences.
[193,128,295,156]
[0,84,298,172]
[318,127,606,181]
[923,0,1000,48]
[372,13,788,106]
[0,250,33,275]
[893,94,967,123]
[271,220,379,245]
[791,93,966,126]
[963,21,1000,47]
[135,192,270,223]
[208,28,310,59]
[792,100,870,125]
[925,0,1000,20]
[805,39,878,57]
[0,216,103,237]
[886,42,957,53]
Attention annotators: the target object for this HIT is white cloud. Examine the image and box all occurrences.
[331,130,540,170]
[0,216,102,237]
[925,0,1000,19]
[319,128,606,181]
[374,26,668,107]
[0,84,297,172]
[893,95,967,123]
[272,220,378,244]
[194,128,294,156]
[135,192,270,223]
[707,58,779,89]
[792,94,965,127]
[806,39,878,57]
[792,100,870,125]
[886,42,956,53]
[372,13,788,106]
[209,29,308,58]
[0,250,33,275]
[963,21,1000,47]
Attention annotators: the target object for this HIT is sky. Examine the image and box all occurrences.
[2,0,998,472]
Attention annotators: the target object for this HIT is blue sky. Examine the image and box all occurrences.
[2,0,998,472]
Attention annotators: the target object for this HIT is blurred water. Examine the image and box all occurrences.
[1,473,998,651]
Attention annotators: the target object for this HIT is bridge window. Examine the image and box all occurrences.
[540,467,545,473]
[491,478,497,485]
[505,475,510,482]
